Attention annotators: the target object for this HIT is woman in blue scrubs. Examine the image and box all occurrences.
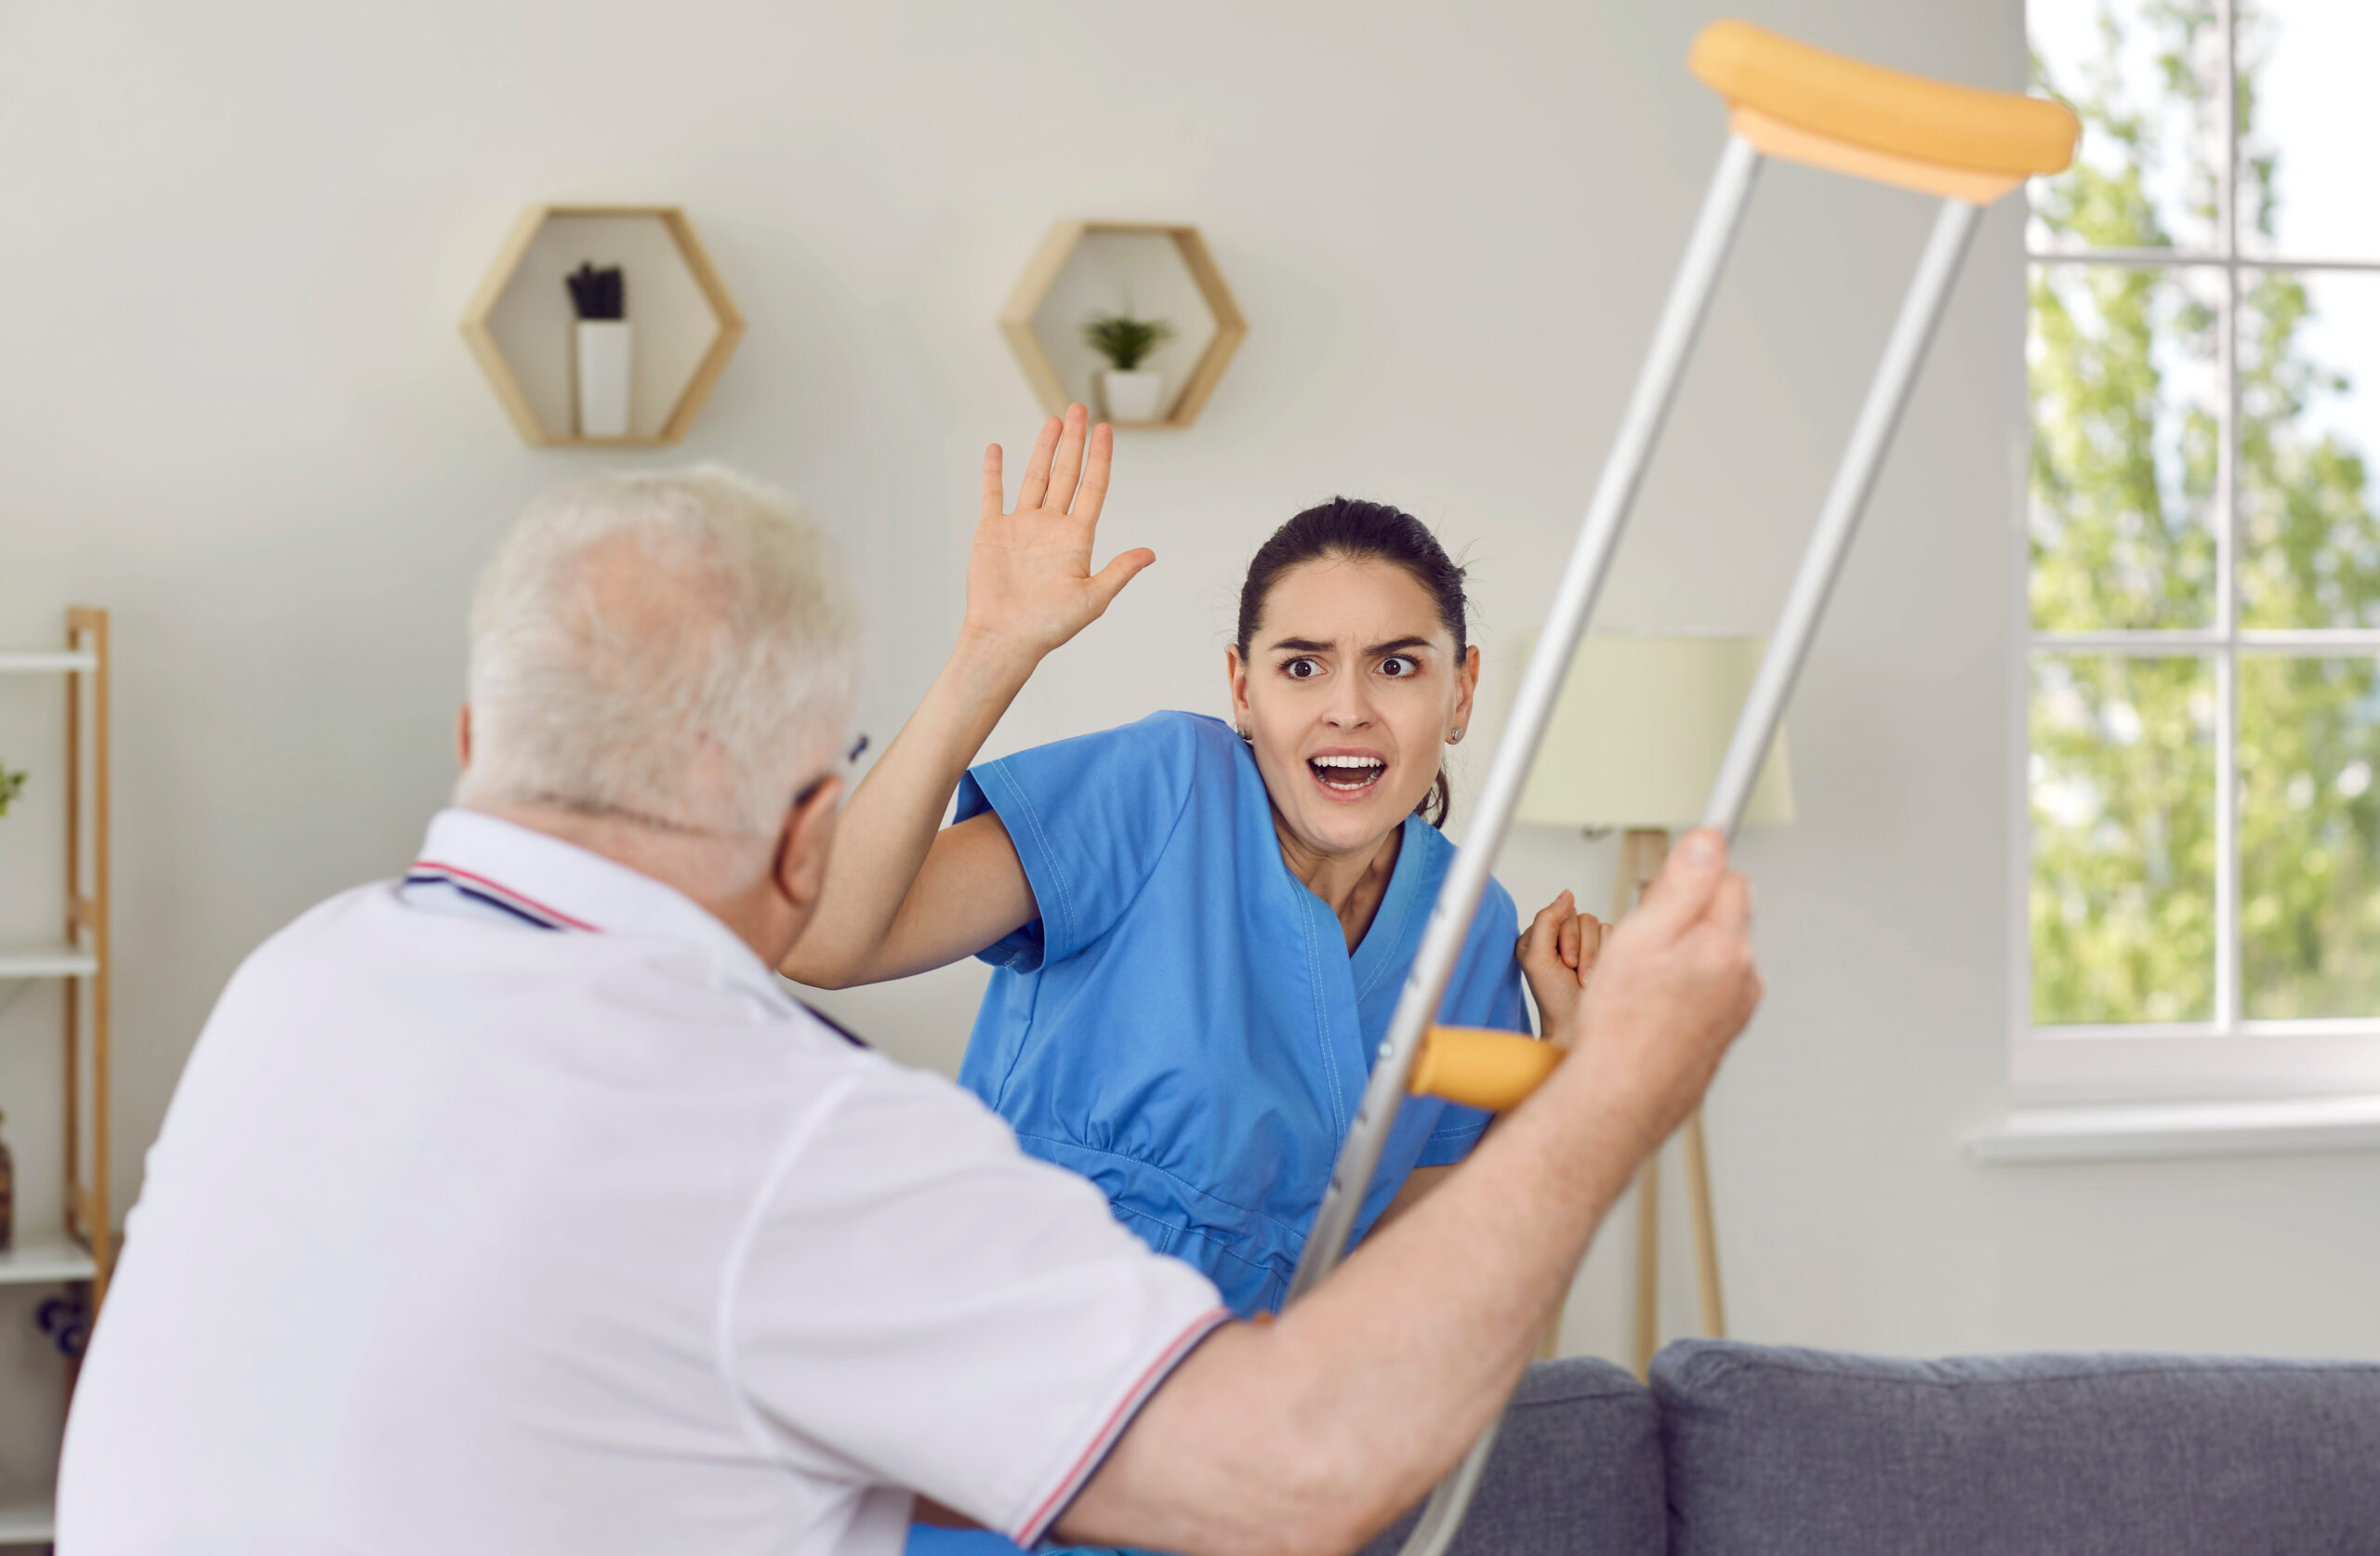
[785,407,1596,1541]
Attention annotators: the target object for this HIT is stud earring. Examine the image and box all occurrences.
[1236,725,1252,743]
[1448,729,1465,745]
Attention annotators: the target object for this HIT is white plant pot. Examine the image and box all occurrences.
[575,320,633,439]
[1100,368,1166,423]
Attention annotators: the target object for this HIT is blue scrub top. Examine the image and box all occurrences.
[954,709,1531,1318]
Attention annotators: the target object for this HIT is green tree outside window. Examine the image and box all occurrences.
[2030,0,2380,1025]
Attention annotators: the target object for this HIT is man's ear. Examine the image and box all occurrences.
[773,775,845,915]
[456,705,472,772]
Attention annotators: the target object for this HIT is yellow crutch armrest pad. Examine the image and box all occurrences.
[1690,20,2079,178]
[1408,1025,1567,1113]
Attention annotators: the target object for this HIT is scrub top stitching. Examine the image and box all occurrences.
[1048,1142,1314,1271]
[993,768,1078,956]
[1293,852,1346,1141]
[1106,1204,1294,1300]
[1236,735,1351,1144]
[985,956,1047,1116]
[1354,817,1429,1005]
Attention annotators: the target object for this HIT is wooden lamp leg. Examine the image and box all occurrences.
[1683,1110,1726,1338]
[1633,1154,1660,1378]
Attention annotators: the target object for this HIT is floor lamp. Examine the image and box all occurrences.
[1512,631,1794,1377]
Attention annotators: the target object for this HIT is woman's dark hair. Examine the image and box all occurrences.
[1236,497,1469,828]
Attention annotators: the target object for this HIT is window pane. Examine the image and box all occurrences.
[2029,0,2223,253]
[2030,654,2216,1025]
[2238,269,2380,627]
[2238,2,2380,259]
[2030,265,2221,630]
[2239,655,2380,1018]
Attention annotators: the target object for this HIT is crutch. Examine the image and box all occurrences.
[1282,21,2077,1556]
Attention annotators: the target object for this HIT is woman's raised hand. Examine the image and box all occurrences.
[965,404,1157,666]
[1517,890,1605,1045]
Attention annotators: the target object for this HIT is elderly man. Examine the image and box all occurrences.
[59,459,1759,1556]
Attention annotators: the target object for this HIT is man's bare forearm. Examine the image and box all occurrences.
[780,635,1032,985]
[1063,1059,1653,1556]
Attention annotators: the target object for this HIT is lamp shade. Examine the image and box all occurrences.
[1510,631,1794,831]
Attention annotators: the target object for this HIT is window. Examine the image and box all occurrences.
[2024,0,2380,1099]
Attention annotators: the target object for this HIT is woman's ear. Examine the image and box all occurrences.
[455,705,472,772]
[1451,645,1481,737]
[1225,645,1252,732]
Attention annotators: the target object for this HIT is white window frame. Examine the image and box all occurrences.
[2015,0,2380,1104]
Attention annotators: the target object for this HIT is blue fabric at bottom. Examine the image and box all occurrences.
[906,1522,1151,1556]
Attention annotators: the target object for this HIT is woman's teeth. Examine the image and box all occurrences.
[1309,756,1386,792]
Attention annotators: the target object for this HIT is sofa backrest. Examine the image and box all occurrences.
[1358,1356,1666,1556]
[1653,1339,2380,1555]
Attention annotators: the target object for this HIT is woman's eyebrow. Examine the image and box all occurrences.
[1269,634,1436,656]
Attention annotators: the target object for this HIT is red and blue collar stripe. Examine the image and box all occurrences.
[402,861,601,933]
[403,860,869,1049]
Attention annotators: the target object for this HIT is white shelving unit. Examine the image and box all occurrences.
[2,609,111,1552]
[0,1239,86,1544]
[0,947,98,982]
[0,1239,99,1287]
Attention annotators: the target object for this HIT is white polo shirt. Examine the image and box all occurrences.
[59,809,1228,1556]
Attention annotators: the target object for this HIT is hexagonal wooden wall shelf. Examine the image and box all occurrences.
[999,221,1247,430]
[461,204,745,448]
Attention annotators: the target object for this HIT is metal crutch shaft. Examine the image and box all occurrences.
[1276,135,1763,1556]
[1383,194,1981,1556]
[1285,134,1765,1310]
[1699,197,1982,840]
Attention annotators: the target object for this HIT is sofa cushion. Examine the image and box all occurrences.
[1358,1356,1664,1556]
[1654,1339,2380,1555]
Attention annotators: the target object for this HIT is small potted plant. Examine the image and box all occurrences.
[567,262,631,439]
[1083,310,1176,423]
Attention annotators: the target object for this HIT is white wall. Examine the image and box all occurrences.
[4,0,2375,1499]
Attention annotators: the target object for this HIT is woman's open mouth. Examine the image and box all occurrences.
[1307,753,1387,800]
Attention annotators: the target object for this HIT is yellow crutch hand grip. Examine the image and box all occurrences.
[1690,20,2079,201]
[1408,1025,1567,1113]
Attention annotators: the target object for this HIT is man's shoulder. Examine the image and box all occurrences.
[224,878,405,987]
[226,875,570,996]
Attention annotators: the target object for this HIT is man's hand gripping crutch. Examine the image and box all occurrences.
[1272,20,2082,1556]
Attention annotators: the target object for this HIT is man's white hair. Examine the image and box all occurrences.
[456,467,860,838]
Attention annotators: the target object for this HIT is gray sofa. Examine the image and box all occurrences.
[1359,1340,2380,1555]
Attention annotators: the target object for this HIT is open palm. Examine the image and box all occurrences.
[966,404,1155,663]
